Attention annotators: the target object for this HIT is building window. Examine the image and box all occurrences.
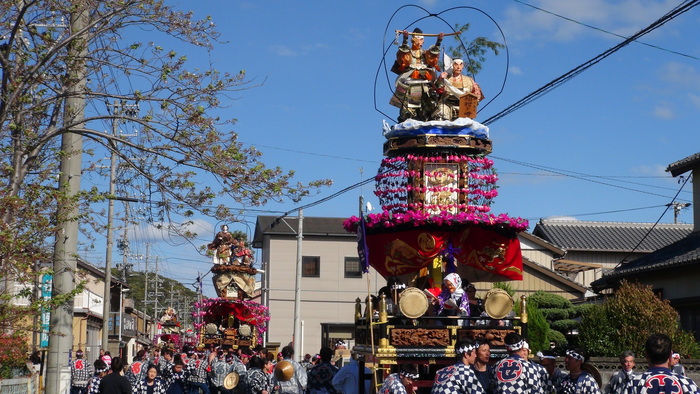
[302,256,320,277]
[344,257,362,278]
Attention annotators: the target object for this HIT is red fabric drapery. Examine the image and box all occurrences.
[364,225,522,280]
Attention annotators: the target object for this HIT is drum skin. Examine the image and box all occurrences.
[483,288,514,319]
[399,287,430,319]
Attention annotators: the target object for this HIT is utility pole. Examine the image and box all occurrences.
[46,3,87,392]
[144,243,150,318]
[102,100,138,352]
[154,256,160,317]
[667,202,691,224]
[293,209,303,361]
[101,101,119,352]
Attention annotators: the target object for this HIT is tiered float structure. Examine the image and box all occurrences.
[344,63,529,389]
[191,232,270,350]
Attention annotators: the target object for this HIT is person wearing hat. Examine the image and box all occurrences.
[102,351,112,368]
[86,359,109,394]
[379,363,419,394]
[671,352,686,377]
[307,347,339,394]
[492,333,543,393]
[392,28,443,76]
[272,345,307,394]
[559,347,600,394]
[431,338,483,394]
[389,27,445,122]
[71,349,93,394]
[631,334,698,394]
[604,350,636,394]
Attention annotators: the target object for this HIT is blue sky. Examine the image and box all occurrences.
[79,0,700,297]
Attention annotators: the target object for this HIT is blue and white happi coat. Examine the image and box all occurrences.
[431,362,484,394]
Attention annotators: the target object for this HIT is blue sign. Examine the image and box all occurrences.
[40,274,52,348]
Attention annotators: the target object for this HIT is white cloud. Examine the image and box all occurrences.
[502,0,685,43]
[658,62,700,90]
[630,164,668,177]
[652,103,674,119]
[270,45,297,57]
[133,218,215,244]
[509,65,524,75]
[688,93,700,109]
[271,43,329,57]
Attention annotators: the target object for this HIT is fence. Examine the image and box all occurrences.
[0,377,36,394]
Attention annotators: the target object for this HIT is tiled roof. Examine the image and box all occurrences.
[253,215,352,246]
[591,231,700,291]
[666,152,700,177]
[532,220,693,252]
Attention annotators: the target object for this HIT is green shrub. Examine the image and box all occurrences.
[550,319,579,333]
[578,281,699,357]
[528,291,573,309]
[578,304,617,356]
[547,329,568,348]
[526,298,550,353]
[539,308,573,321]
[573,303,596,316]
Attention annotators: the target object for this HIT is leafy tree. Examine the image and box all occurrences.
[445,23,504,76]
[0,0,329,340]
[524,298,550,353]
[578,281,700,357]
[528,291,577,349]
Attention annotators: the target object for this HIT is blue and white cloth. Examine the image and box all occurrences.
[492,354,544,393]
[631,367,699,394]
[557,370,600,394]
[431,361,484,394]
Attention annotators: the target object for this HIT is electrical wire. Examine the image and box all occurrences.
[512,0,700,61]
[492,155,692,200]
[483,0,700,125]
[615,173,692,268]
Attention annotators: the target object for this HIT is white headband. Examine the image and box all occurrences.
[457,343,478,355]
[505,340,526,352]
[401,371,419,379]
[566,350,584,362]
[537,351,556,360]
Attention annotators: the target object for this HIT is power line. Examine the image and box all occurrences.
[522,204,668,221]
[484,0,700,125]
[512,0,700,61]
[615,174,692,268]
[492,155,691,199]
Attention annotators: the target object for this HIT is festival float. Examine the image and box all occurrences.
[190,226,270,350]
[343,23,529,389]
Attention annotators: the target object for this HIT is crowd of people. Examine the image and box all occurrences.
[68,342,374,394]
[375,332,697,394]
[69,332,697,394]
